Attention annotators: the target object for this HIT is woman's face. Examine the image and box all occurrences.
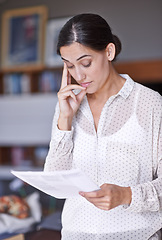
[60,42,111,94]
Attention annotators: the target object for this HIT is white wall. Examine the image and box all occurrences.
[0,0,162,62]
[0,94,57,145]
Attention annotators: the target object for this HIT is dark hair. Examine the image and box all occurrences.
[57,13,122,61]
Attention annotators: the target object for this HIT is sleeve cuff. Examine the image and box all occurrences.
[52,124,74,143]
[124,182,160,212]
[127,185,143,212]
[122,185,142,212]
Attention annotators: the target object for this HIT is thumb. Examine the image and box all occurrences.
[76,89,86,104]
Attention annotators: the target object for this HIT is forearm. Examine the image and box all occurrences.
[121,186,132,205]
[44,126,74,171]
[128,108,162,213]
[44,103,74,172]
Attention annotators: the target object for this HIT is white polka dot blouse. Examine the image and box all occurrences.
[44,74,162,240]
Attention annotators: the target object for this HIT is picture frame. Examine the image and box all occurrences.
[1,6,48,71]
[45,17,71,67]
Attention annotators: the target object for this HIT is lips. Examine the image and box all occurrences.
[80,82,92,88]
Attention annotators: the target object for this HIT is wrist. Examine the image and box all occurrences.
[122,186,132,205]
[58,115,73,131]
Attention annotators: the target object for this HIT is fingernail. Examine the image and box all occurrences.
[79,192,85,197]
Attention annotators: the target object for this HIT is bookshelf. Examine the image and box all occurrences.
[0,67,62,173]
[0,66,64,219]
[0,67,62,94]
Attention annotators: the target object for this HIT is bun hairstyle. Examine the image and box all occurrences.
[57,13,122,61]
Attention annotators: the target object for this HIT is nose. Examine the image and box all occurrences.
[74,68,85,82]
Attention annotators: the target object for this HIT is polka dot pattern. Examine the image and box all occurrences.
[44,75,162,240]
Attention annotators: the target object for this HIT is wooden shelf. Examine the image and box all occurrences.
[114,59,162,83]
[1,59,162,82]
[1,59,162,83]
[0,65,63,74]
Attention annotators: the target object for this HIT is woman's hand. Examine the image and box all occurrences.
[57,64,86,130]
[79,183,132,211]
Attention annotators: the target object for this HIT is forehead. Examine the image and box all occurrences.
[60,42,100,61]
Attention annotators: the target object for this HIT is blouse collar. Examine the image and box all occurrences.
[79,74,135,119]
[118,74,134,99]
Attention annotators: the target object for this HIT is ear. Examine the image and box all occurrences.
[106,43,116,61]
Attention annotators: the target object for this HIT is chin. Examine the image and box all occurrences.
[85,88,95,94]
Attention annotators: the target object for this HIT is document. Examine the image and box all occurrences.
[11,169,100,199]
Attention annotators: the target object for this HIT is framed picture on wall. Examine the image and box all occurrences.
[45,17,71,67]
[1,6,48,71]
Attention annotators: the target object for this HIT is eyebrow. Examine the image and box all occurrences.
[61,54,92,62]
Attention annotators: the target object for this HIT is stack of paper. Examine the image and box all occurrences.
[11,169,100,199]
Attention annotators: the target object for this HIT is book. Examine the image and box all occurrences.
[3,73,30,94]
[39,71,61,93]
[20,74,31,94]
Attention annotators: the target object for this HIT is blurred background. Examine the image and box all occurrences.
[0,0,161,238]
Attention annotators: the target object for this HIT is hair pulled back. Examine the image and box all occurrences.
[57,13,121,61]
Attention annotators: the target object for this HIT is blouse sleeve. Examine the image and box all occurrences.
[128,94,162,212]
[44,102,74,172]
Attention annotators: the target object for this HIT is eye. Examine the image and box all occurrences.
[67,65,74,69]
[82,62,91,68]
[66,63,74,69]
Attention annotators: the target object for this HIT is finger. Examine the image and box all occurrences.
[58,90,77,102]
[85,197,103,204]
[85,195,110,205]
[76,89,87,103]
[96,205,111,211]
[67,70,71,85]
[80,189,102,198]
[97,206,106,210]
[92,200,112,210]
[60,63,69,89]
[86,196,111,204]
[60,84,86,93]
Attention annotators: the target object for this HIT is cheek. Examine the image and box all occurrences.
[87,64,100,77]
[100,60,110,77]
[95,55,109,73]
[94,64,110,87]
[91,61,109,79]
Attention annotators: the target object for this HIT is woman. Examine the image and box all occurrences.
[44,13,162,239]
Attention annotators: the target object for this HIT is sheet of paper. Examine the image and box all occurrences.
[11,169,100,199]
